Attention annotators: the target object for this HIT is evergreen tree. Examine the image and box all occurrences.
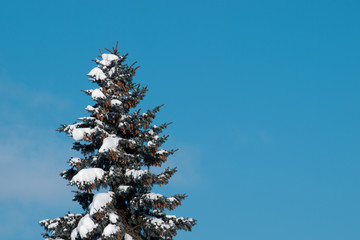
[40,44,196,240]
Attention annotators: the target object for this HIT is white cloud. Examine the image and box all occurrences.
[0,126,76,205]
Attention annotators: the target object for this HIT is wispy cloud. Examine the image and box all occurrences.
[0,71,78,205]
[0,125,76,205]
[0,72,72,125]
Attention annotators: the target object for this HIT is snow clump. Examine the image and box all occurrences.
[88,67,106,80]
[72,128,95,141]
[102,224,120,237]
[99,135,121,153]
[89,191,114,215]
[111,99,122,106]
[71,168,105,186]
[71,214,97,240]
[91,89,106,100]
[100,54,119,67]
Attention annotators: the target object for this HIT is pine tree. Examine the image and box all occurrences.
[40,44,196,240]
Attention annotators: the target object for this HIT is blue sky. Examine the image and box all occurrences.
[0,0,360,239]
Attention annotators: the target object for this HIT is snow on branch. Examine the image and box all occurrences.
[40,213,83,239]
[71,214,97,240]
[91,88,106,100]
[72,128,95,141]
[89,191,114,216]
[125,169,148,180]
[108,212,119,224]
[110,99,122,106]
[102,224,121,237]
[70,168,105,188]
[99,135,121,153]
[88,67,106,80]
[99,54,120,67]
[130,193,185,211]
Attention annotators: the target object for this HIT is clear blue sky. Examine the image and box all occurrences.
[0,0,360,239]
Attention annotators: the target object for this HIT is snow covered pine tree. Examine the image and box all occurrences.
[40,45,196,240]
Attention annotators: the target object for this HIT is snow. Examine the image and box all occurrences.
[72,128,95,141]
[65,123,82,132]
[48,222,59,229]
[102,224,120,236]
[148,130,154,135]
[109,67,116,76]
[108,212,118,224]
[144,193,163,200]
[85,105,95,112]
[118,185,130,192]
[145,216,175,230]
[91,89,106,100]
[99,135,121,153]
[120,114,130,121]
[167,197,177,202]
[71,214,97,240]
[100,54,119,66]
[156,149,167,155]
[111,99,122,106]
[88,67,106,80]
[149,217,165,226]
[125,234,133,240]
[71,168,105,185]
[78,117,96,121]
[146,141,155,147]
[69,157,81,166]
[145,216,172,229]
[125,169,148,179]
[89,191,114,215]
